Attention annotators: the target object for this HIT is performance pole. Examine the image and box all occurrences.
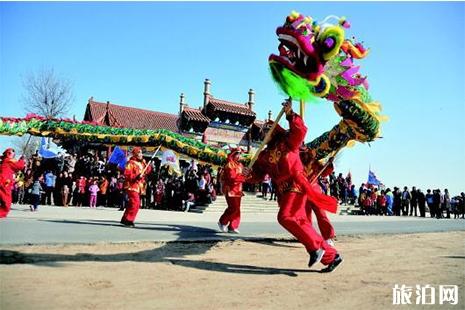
[141,145,162,175]
[309,139,348,184]
[299,99,305,118]
[247,103,287,169]
[21,134,32,156]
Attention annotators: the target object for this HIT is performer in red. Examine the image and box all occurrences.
[218,147,246,233]
[300,149,336,245]
[121,147,151,227]
[247,101,343,272]
[0,148,25,218]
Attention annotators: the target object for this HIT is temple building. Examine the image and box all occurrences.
[83,79,273,152]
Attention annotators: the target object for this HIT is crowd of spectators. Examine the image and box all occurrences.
[11,150,219,212]
[8,149,465,219]
[355,185,465,219]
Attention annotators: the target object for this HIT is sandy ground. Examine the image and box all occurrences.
[1,232,464,310]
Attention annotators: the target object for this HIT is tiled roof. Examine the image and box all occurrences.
[84,99,179,132]
[252,119,273,129]
[207,97,256,117]
[182,107,211,123]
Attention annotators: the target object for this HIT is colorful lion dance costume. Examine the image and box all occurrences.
[269,11,387,161]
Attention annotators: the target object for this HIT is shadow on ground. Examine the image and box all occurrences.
[0,219,311,277]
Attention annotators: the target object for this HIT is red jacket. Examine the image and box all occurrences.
[124,157,151,193]
[249,113,338,213]
[0,158,25,190]
[221,157,246,197]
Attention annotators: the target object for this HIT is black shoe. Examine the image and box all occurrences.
[120,220,135,228]
[308,249,325,268]
[321,254,343,273]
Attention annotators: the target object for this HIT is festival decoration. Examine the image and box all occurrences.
[0,114,251,166]
[269,11,387,160]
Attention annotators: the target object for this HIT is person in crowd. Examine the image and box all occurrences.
[358,183,366,207]
[153,178,165,209]
[433,189,441,219]
[425,189,434,217]
[443,188,451,218]
[30,150,41,172]
[268,180,277,201]
[401,186,411,216]
[261,174,271,199]
[247,100,342,272]
[0,148,26,218]
[362,190,374,215]
[61,171,71,207]
[458,192,465,219]
[44,170,56,205]
[98,176,109,207]
[29,176,44,212]
[209,177,217,202]
[54,172,64,206]
[23,169,34,204]
[377,190,387,215]
[15,171,26,204]
[120,147,152,227]
[385,188,394,215]
[76,176,87,207]
[348,184,357,205]
[198,174,208,204]
[336,173,347,205]
[89,180,100,208]
[64,154,76,174]
[417,188,426,217]
[393,187,402,216]
[408,186,417,216]
[218,147,247,234]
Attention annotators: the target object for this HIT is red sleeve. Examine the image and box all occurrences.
[10,159,25,172]
[286,113,307,151]
[247,160,266,184]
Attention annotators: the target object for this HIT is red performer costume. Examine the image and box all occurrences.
[218,147,246,233]
[248,101,342,272]
[301,151,336,243]
[0,148,25,218]
[121,147,151,227]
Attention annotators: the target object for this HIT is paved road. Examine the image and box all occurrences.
[1,205,464,245]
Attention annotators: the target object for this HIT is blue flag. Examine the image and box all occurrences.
[367,169,382,186]
[108,146,127,170]
[39,137,58,159]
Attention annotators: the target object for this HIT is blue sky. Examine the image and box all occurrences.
[1,2,464,194]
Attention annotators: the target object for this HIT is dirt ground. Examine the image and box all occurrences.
[1,232,464,310]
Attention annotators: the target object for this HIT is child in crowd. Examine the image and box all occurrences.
[89,180,100,208]
[29,177,43,212]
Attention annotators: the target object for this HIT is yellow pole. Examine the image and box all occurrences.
[300,99,305,118]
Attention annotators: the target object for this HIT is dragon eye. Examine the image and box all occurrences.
[324,37,335,49]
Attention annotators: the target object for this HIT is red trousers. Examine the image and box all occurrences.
[219,196,242,230]
[0,186,12,218]
[122,191,141,223]
[306,202,335,240]
[277,192,337,265]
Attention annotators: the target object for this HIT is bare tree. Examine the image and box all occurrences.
[22,68,73,118]
[12,135,40,158]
